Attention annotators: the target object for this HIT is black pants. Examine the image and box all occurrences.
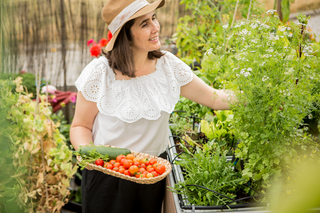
[81,151,167,213]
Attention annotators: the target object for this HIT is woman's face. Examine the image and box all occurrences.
[130,11,161,54]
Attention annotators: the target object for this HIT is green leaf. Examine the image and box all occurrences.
[281,0,291,23]
[200,120,214,139]
[218,140,227,146]
[274,158,280,165]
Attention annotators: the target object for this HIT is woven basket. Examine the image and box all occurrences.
[76,146,172,184]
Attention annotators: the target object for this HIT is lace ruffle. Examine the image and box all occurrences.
[75,51,193,123]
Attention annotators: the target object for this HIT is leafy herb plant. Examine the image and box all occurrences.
[202,11,320,191]
[170,142,246,206]
[74,147,109,170]
[201,110,237,152]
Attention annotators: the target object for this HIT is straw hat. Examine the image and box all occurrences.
[102,0,165,52]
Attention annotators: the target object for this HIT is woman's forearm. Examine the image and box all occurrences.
[70,126,94,150]
[181,74,236,110]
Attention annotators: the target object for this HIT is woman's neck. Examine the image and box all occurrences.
[131,50,157,77]
[132,50,150,70]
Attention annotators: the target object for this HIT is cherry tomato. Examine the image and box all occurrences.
[118,167,125,174]
[133,162,140,167]
[140,163,146,169]
[95,159,104,167]
[116,155,126,163]
[155,164,166,175]
[132,157,141,164]
[104,162,113,170]
[149,158,157,165]
[123,159,133,169]
[114,162,120,167]
[112,167,119,172]
[146,165,153,171]
[138,174,146,179]
[124,170,130,176]
[135,172,142,178]
[139,168,146,173]
[151,171,158,177]
[109,160,116,165]
[129,165,139,175]
[147,167,155,173]
[126,154,135,160]
[145,161,150,166]
[141,158,148,164]
[120,158,126,165]
[116,155,126,162]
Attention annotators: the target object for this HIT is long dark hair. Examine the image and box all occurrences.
[102,19,164,78]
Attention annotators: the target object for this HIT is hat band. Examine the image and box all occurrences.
[108,0,149,34]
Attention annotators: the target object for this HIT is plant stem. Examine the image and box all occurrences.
[247,0,253,20]
[231,0,239,28]
[299,25,304,58]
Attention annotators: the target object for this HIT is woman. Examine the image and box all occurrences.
[70,0,235,212]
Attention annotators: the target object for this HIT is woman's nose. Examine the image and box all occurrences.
[151,21,160,33]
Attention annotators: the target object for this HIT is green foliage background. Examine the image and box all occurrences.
[172,0,320,205]
[0,0,24,212]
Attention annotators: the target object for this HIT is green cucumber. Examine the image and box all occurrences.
[79,146,131,160]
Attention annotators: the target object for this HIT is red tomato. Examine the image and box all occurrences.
[152,171,158,177]
[113,167,119,172]
[155,164,166,175]
[129,165,139,175]
[109,160,116,165]
[147,167,155,173]
[135,172,142,178]
[138,174,146,179]
[149,158,157,165]
[145,161,150,166]
[120,158,126,165]
[116,155,126,162]
[104,162,113,170]
[123,159,133,169]
[114,162,120,167]
[146,165,153,171]
[119,167,125,174]
[133,162,140,167]
[139,168,146,173]
[140,163,146,169]
[124,170,130,176]
[95,159,104,167]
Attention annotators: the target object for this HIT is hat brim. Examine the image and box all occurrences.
[105,0,165,52]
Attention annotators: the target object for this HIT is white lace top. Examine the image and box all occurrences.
[75,51,193,156]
